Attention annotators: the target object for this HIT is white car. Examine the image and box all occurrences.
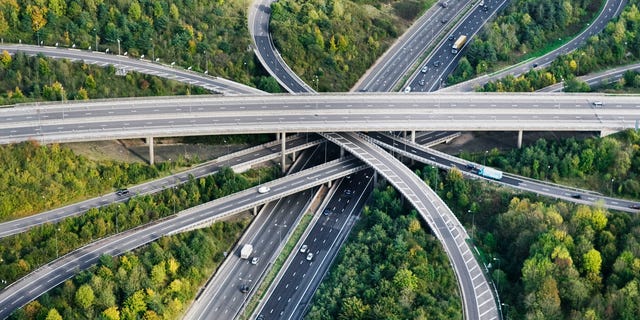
[257,186,270,194]
[251,257,259,265]
[306,252,314,261]
[300,244,308,253]
[403,86,411,93]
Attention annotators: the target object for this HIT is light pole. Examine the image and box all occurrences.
[150,38,155,62]
[117,38,121,55]
[314,75,319,91]
[610,178,615,195]
[55,227,61,258]
[93,28,98,51]
[468,210,474,242]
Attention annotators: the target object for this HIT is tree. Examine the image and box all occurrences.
[45,308,63,320]
[102,306,120,320]
[75,283,95,309]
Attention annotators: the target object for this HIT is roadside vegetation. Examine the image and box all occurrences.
[0,0,281,92]
[592,69,640,93]
[307,184,462,319]
[10,219,249,320]
[270,0,435,91]
[449,0,605,86]
[0,51,204,105]
[0,165,277,292]
[463,130,640,199]
[474,2,640,92]
[0,141,175,221]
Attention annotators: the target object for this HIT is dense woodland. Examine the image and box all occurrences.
[0,0,282,92]
[10,220,249,320]
[469,130,640,198]
[449,0,604,85]
[0,164,277,292]
[307,185,461,319]
[270,0,434,91]
[475,2,640,92]
[0,51,203,105]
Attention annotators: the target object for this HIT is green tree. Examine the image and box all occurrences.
[75,283,95,309]
[45,308,63,320]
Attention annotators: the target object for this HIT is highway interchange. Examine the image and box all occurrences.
[1,0,639,319]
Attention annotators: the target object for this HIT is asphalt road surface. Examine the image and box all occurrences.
[255,169,374,319]
[1,93,638,144]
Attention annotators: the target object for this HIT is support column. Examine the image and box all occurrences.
[517,130,523,149]
[374,171,378,185]
[147,136,154,165]
[292,151,297,162]
[253,207,257,215]
[340,147,345,158]
[328,180,332,188]
[410,130,415,143]
[276,132,281,142]
[281,132,286,174]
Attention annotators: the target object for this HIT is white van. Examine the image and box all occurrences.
[404,86,411,93]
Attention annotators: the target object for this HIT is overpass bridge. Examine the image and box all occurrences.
[321,132,499,320]
[1,93,638,147]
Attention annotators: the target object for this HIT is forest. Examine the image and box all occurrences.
[449,0,604,85]
[306,185,461,319]
[0,51,203,105]
[9,219,249,320]
[476,2,640,92]
[270,0,434,91]
[0,0,281,92]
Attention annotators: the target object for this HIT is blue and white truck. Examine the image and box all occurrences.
[478,167,503,180]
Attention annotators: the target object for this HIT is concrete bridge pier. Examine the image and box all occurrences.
[517,130,523,149]
[147,136,154,165]
[281,132,286,174]
[340,147,345,158]
[410,130,415,143]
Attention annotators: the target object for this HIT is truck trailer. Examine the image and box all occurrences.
[451,35,467,54]
[240,244,253,259]
[478,167,503,180]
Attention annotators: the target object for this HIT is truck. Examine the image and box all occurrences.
[451,35,467,54]
[478,167,503,180]
[240,244,253,259]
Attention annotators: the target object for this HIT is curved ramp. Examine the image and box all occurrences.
[321,132,499,320]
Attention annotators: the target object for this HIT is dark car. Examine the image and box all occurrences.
[323,208,332,216]
[570,194,582,199]
[441,18,449,24]
[240,284,250,293]
[344,189,353,197]
[433,61,441,67]
[629,204,640,210]
[448,35,455,41]
[419,79,425,86]
[115,189,130,196]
